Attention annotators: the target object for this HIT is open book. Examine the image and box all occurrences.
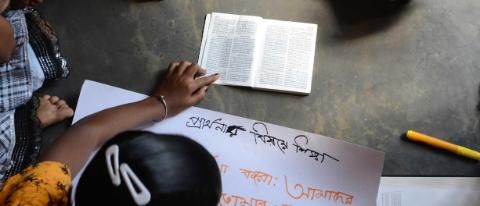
[198,13,318,94]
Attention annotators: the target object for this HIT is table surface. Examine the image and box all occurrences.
[40,0,480,176]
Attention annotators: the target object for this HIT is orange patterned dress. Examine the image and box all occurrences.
[0,161,72,206]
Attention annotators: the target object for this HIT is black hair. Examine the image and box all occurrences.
[75,131,222,206]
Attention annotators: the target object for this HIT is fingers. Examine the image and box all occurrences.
[194,73,219,89]
[167,62,180,76]
[184,63,200,78]
[195,68,207,79]
[191,86,208,104]
[168,61,206,79]
[173,61,192,76]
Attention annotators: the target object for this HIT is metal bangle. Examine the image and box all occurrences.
[153,95,168,121]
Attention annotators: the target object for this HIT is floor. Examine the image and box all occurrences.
[39,0,480,176]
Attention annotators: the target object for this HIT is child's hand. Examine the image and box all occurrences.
[153,61,219,118]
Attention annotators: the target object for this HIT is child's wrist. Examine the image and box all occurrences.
[145,96,168,122]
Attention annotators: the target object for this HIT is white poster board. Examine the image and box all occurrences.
[73,80,385,206]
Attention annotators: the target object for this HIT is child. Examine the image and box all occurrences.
[0,0,73,183]
[75,132,222,206]
[0,61,221,205]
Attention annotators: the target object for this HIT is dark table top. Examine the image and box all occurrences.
[40,0,480,176]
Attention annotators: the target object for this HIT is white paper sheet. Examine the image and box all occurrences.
[73,80,385,206]
[377,177,480,206]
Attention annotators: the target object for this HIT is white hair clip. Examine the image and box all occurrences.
[106,145,121,186]
[120,163,152,205]
[105,145,152,205]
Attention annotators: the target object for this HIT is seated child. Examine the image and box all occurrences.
[0,0,73,183]
[0,61,221,205]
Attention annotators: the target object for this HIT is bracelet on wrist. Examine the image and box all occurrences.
[152,95,168,121]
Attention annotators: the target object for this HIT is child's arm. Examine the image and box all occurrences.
[0,16,15,63]
[0,0,9,13]
[40,62,219,176]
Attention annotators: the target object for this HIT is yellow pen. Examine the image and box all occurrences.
[406,130,480,161]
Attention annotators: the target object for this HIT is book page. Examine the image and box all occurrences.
[199,13,263,87]
[198,14,211,66]
[254,20,317,94]
[377,177,480,206]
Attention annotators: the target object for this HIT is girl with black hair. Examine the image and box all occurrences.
[0,61,221,206]
[75,132,222,206]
